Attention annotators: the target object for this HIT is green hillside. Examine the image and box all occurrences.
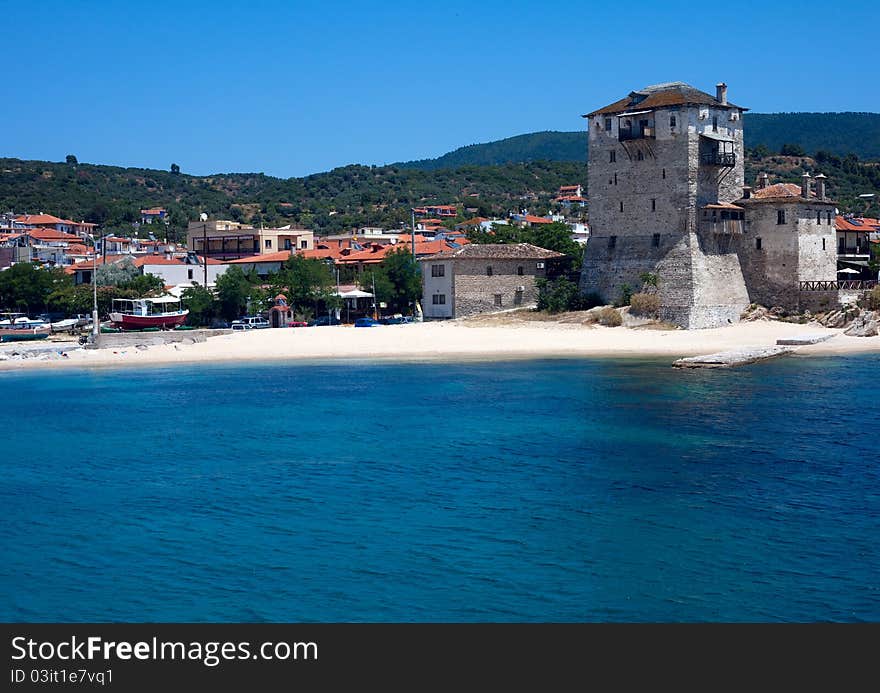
[398,113,880,168]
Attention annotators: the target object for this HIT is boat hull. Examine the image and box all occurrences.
[109,310,189,330]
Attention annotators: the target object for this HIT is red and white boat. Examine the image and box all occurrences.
[109,297,189,330]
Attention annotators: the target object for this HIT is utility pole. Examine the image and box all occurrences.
[411,208,416,261]
[203,221,208,287]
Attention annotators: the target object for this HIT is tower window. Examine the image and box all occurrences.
[822,238,826,250]
[777,210,786,225]
[486,266,493,276]
[619,201,624,212]
[662,168,666,179]
[817,211,822,224]
[517,266,524,276]
[756,237,762,250]
[670,115,677,128]
[605,118,612,131]
[608,235,617,249]
[712,115,718,132]
[652,233,660,247]
[651,199,656,212]
[614,173,618,185]
[827,211,832,224]
[609,150,616,163]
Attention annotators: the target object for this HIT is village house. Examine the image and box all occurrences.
[13,213,97,238]
[554,184,587,208]
[419,243,565,319]
[140,208,167,224]
[836,214,880,279]
[186,220,314,260]
[414,204,457,218]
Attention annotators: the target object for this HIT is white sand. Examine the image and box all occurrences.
[2,319,878,372]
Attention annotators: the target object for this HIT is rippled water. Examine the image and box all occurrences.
[1,355,878,622]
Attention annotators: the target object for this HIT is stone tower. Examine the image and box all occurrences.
[580,82,750,328]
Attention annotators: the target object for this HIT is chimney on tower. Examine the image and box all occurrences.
[814,173,827,201]
[758,172,769,190]
[801,172,811,199]
[716,82,728,105]
[742,185,752,200]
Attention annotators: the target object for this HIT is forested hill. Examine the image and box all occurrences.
[398,113,880,169]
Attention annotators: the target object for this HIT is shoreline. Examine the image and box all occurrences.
[1,319,878,373]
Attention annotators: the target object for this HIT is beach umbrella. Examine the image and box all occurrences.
[837,267,860,274]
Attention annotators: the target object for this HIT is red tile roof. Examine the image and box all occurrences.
[836,215,880,232]
[420,243,565,262]
[523,215,553,224]
[26,227,83,242]
[750,183,810,200]
[226,251,295,264]
[585,81,745,117]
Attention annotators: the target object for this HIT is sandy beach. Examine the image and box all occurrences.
[2,314,878,371]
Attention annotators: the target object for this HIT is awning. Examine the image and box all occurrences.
[145,295,183,304]
[616,109,652,118]
[700,131,735,142]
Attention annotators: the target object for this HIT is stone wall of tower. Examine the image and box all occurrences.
[734,200,838,311]
[581,98,749,327]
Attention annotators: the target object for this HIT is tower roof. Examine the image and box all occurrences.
[583,81,746,117]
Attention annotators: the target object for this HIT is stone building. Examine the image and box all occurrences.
[419,243,565,319]
[733,174,838,311]
[580,81,751,328]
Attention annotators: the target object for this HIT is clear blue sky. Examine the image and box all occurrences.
[3,0,878,178]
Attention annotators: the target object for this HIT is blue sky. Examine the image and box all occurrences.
[3,0,878,177]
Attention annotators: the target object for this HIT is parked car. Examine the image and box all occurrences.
[308,315,342,326]
[354,317,379,327]
[380,314,409,325]
[287,320,308,328]
[231,316,270,330]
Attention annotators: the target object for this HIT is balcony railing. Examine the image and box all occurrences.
[699,219,744,235]
[799,280,877,291]
[618,127,655,142]
[701,152,736,166]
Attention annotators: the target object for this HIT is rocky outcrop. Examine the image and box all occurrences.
[843,311,879,337]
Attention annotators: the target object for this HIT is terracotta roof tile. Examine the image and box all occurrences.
[585,82,745,117]
[419,242,565,262]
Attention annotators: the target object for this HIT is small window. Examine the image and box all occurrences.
[662,168,666,179]
[619,201,624,212]
[431,264,445,277]
[264,239,272,248]
[777,210,786,225]
[827,211,832,224]
[822,238,826,250]
[670,115,677,128]
[604,118,612,131]
[536,261,545,269]
[187,269,194,280]
[712,115,718,131]
[652,233,660,247]
[651,199,656,212]
[756,237,762,250]
[637,150,644,161]
[300,240,308,249]
[609,150,616,163]
[494,294,502,307]
[432,294,446,305]
[285,239,292,250]
[486,266,493,276]
[517,266,524,276]
[614,173,618,185]
[608,235,617,249]
[816,211,822,224]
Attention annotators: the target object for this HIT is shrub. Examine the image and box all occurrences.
[597,307,622,326]
[629,292,660,317]
[867,286,880,310]
[536,278,603,314]
[615,283,633,308]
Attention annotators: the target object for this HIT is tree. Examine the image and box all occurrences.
[96,257,139,287]
[215,266,256,320]
[780,143,805,157]
[65,154,78,165]
[170,163,180,175]
[0,263,71,313]
[371,247,422,313]
[180,285,215,325]
[269,255,334,316]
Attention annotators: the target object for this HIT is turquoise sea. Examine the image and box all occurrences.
[1,355,878,622]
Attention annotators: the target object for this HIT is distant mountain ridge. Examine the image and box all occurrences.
[397,113,880,169]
